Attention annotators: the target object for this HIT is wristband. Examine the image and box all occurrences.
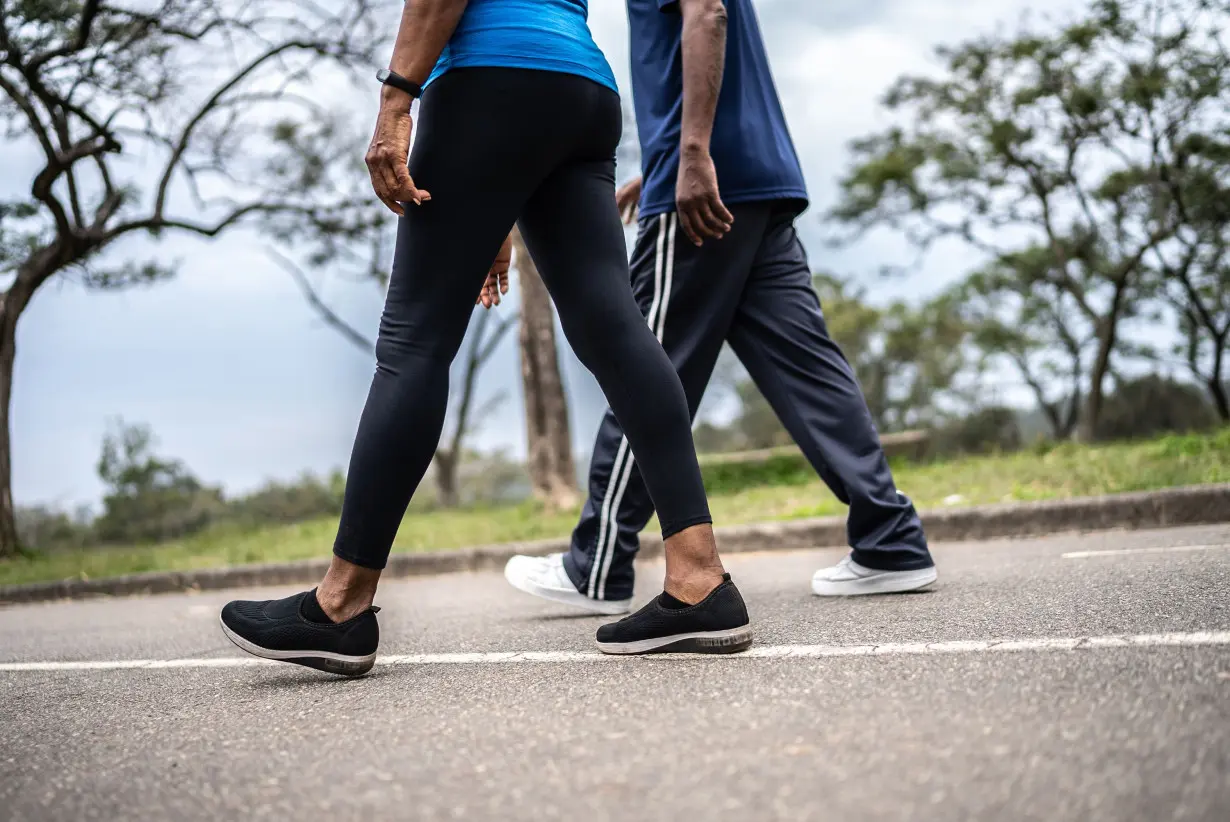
[376,68,423,99]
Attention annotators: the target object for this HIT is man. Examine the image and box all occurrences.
[503,0,937,614]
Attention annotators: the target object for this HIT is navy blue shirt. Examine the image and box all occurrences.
[628,0,808,217]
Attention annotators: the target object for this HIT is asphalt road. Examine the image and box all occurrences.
[2,525,1228,822]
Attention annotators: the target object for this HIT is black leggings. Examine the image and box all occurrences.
[333,68,712,569]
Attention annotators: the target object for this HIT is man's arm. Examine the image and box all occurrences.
[366,0,470,215]
[674,0,733,245]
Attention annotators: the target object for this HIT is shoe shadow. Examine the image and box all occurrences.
[515,612,611,622]
[812,588,938,602]
[245,666,395,690]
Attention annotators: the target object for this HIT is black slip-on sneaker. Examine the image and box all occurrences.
[219,590,380,677]
[595,574,752,655]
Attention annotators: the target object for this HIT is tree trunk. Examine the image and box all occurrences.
[1080,332,1114,442]
[1207,338,1229,422]
[0,293,21,557]
[512,228,579,510]
[434,449,460,508]
[1078,289,1127,443]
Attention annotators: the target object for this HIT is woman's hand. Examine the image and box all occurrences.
[477,233,513,308]
[365,91,431,216]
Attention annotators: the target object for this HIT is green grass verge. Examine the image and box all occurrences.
[3,428,1228,587]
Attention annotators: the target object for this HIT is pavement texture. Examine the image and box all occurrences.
[1,525,1228,821]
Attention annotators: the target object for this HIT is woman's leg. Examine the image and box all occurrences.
[517,157,726,605]
[316,206,509,619]
[319,73,556,618]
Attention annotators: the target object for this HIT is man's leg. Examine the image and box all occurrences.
[506,205,770,609]
[726,208,936,592]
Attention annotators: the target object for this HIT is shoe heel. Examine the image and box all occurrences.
[689,628,753,654]
[298,654,376,677]
[656,627,753,655]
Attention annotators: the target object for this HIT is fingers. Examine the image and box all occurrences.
[678,194,734,246]
[477,274,495,309]
[697,198,732,238]
[393,164,431,206]
[477,266,509,309]
[366,143,403,216]
[366,155,431,216]
[615,178,644,224]
[677,205,704,247]
[368,163,403,216]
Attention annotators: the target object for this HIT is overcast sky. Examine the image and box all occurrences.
[9,0,1087,508]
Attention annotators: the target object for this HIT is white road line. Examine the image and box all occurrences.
[1062,543,1230,559]
[1,631,1227,673]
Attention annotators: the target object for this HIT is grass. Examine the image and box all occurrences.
[3,428,1228,588]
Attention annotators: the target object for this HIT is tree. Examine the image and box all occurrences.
[512,227,579,510]
[1148,87,1230,418]
[955,259,1095,439]
[813,273,974,432]
[0,0,392,556]
[831,0,1229,440]
[1169,248,1230,419]
[94,419,224,543]
[433,307,514,507]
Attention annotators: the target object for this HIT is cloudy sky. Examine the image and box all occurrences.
[10,0,1087,508]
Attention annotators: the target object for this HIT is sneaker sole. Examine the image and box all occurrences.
[811,566,938,597]
[504,563,632,616]
[219,617,376,677]
[595,625,754,655]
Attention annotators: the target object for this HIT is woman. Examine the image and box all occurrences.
[219,0,751,674]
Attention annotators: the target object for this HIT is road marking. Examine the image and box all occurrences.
[2,631,1227,673]
[1062,543,1230,559]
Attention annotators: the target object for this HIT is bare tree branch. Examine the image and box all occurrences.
[268,249,374,353]
[153,38,334,220]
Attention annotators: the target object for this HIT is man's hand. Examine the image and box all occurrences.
[365,90,431,216]
[477,233,513,309]
[676,146,733,246]
[616,176,643,225]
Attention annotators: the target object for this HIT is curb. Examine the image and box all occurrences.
[3,483,1228,605]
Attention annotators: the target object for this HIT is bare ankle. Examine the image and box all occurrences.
[316,556,381,622]
[662,523,726,605]
[664,569,725,605]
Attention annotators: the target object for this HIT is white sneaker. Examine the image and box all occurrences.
[504,553,633,615]
[811,555,938,596]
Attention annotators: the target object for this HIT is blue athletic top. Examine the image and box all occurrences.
[629,0,808,217]
[427,0,617,94]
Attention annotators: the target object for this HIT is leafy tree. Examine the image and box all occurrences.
[1151,127,1230,418]
[831,0,1229,440]
[94,419,224,543]
[0,0,392,555]
[954,259,1095,438]
[813,273,974,432]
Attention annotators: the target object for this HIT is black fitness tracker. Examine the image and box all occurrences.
[376,68,423,99]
